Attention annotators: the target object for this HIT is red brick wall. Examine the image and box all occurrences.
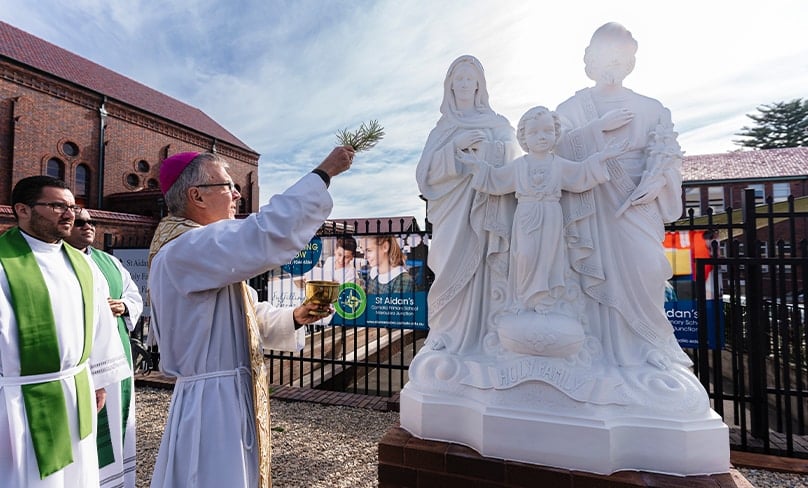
[378,426,740,487]
[9,89,100,205]
[1,58,260,239]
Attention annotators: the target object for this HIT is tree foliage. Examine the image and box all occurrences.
[733,98,808,149]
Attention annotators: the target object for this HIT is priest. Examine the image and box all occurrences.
[148,147,352,487]
[0,176,129,487]
[66,209,144,488]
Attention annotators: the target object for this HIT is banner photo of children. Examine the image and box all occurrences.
[266,234,430,330]
[663,230,725,349]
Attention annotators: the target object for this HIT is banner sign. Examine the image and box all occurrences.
[664,299,723,349]
[281,236,322,276]
[112,248,150,317]
[663,230,724,349]
[268,234,430,330]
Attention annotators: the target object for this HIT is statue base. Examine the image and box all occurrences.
[380,425,746,487]
[400,385,730,476]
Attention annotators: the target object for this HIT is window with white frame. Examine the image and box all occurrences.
[748,184,765,205]
[773,182,791,203]
[684,187,701,216]
[707,186,725,214]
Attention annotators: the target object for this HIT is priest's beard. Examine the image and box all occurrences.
[29,209,71,242]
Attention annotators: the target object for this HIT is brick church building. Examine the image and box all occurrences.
[0,20,260,247]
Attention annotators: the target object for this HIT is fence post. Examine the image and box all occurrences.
[103,232,114,253]
[744,188,769,439]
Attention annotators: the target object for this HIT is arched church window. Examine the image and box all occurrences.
[47,158,64,179]
[75,164,90,197]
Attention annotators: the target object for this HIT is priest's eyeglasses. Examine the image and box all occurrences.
[194,181,237,193]
[30,202,83,214]
[74,219,96,227]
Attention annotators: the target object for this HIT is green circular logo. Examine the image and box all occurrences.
[334,282,366,320]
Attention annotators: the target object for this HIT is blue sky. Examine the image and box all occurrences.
[2,0,807,226]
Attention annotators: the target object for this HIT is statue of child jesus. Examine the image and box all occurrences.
[457,106,627,356]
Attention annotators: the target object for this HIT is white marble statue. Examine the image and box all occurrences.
[555,22,691,373]
[401,24,730,477]
[457,106,628,357]
[415,54,520,355]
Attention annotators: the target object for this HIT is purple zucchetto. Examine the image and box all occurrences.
[159,152,200,194]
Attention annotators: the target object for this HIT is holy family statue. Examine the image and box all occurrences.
[402,22,730,476]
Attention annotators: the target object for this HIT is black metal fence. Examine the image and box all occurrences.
[670,189,808,457]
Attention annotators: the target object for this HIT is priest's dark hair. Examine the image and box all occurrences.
[11,175,69,220]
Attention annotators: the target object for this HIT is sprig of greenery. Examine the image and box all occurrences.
[336,120,385,152]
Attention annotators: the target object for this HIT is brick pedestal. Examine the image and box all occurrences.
[378,426,752,487]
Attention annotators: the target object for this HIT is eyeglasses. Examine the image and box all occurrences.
[29,202,83,214]
[74,219,96,227]
[194,181,237,193]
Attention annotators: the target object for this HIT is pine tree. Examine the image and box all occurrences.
[733,98,808,149]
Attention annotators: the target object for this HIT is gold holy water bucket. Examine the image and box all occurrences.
[304,280,340,315]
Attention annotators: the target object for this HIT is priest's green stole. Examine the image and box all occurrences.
[0,227,94,479]
[89,248,133,468]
